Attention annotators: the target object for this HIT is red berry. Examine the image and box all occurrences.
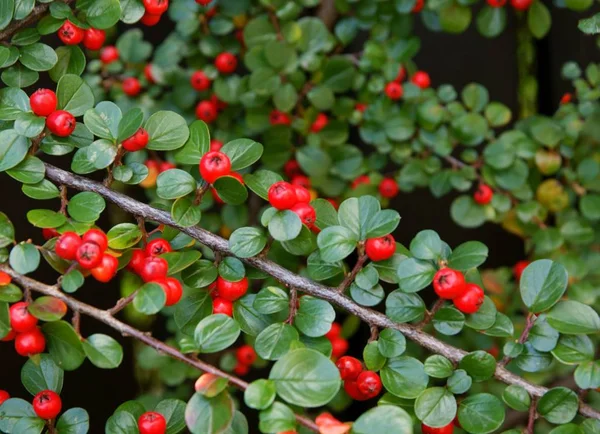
[144,64,155,83]
[291,175,310,189]
[385,82,403,100]
[269,110,292,126]
[215,52,237,74]
[33,390,62,420]
[422,423,454,434]
[291,203,316,226]
[100,46,119,64]
[138,411,167,434]
[355,102,367,112]
[236,344,257,365]
[560,92,572,105]
[30,89,57,117]
[128,249,146,274]
[123,77,142,97]
[159,162,175,172]
[1,329,16,342]
[140,12,162,26]
[58,20,84,45]
[433,268,466,300]
[212,297,233,316]
[122,128,150,152]
[356,371,382,399]
[15,328,46,357]
[196,0,212,4]
[161,277,183,306]
[396,66,406,82]
[284,160,302,178]
[76,241,103,269]
[325,322,341,339]
[336,356,363,381]
[140,257,169,282]
[46,110,76,137]
[486,0,506,6]
[0,390,9,406]
[412,71,431,89]
[42,228,59,240]
[453,283,485,314]
[378,178,399,198]
[143,0,169,15]
[365,235,396,262]
[195,100,218,123]
[9,302,38,333]
[199,151,231,183]
[513,260,530,281]
[331,337,349,358]
[82,229,108,252]
[351,175,370,189]
[294,185,311,204]
[326,198,339,210]
[210,94,227,111]
[229,172,244,185]
[82,28,106,50]
[343,379,368,401]
[210,139,223,151]
[474,184,493,205]
[90,254,119,283]
[55,232,82,260]
[191,71,211,91]
[145,238,172,257]
[510,0,532,10]
[310,113,329,133]
[268,181,297,210]
[216,276,248,302]
[233,362,250,376]
[0,272,10,286]
[412,0,425,12]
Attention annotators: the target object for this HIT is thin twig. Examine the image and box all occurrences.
[369,324,379,343]
[107,289,140,316]
[59,185,68,216]
[285,288,298,324]
[104,146,125,187]
[337,252,367,293]
[525,397,537,434]
[72,311,81,336]
[417,298,445,329]
[194,183,210,206]
[137,216,148,244]
[500,313,537,367]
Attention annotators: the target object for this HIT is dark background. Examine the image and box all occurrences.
[1,7,598,432]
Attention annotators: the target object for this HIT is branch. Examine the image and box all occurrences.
[42,164,600,420]
[316,0,338,30]
[337,253,367,293]
[0,0,75,42]
[0,265,319,432]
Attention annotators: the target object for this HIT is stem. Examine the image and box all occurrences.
[316,0,338,30]
[72,311,81,336]
[337,253,367,293]
[516,15,538,119]
[285,288,298,324]
[137,216,148,244]
[59,185,68,216]
[104,146,125,187]
[526,397,537,434]
[417,298,445,329]
[1,265,319,432]
[500,313,537,367]
[108,289,140,316]
[0,0,76,42]
[40,164,600,421]
[193,183,210,206]
[369,324,379,343]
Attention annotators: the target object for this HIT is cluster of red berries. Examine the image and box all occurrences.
[378,177,399,198]
[385,67,431,100]
[128,239,183,306]
[336,356,382,401]
[57,20,106,50]
[487,0,532,10]
[365,234,396,262]
[100,46,119,64]
[195,94,228,123]
[30,89,76,138]
[3,301,46,357]
[268,181,317,228]
[138,411,167,434]
[141,0,169,26]
[473,184,493,205]
[233,344,257,376]
[208,276,249,317]
[56,229,119,283]
[433,268,484,314]
[325,323,348,358]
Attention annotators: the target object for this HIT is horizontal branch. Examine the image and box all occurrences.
[0,265,319,432]
[0,0,75,42]
[43,164,600,420]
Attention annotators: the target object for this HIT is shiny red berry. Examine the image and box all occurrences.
[159,162,175,172]
[291,175,310,189]
[510,0,532,10]
[216,276,248,302]
[269,110,291,126]
[268,181,297,210]
[356,371,382,399]
[560,92,572,105]
[1,329,17,342]
[9,302,38,333]
[58,20,84,45]
[412,71,431,89]
[0,390,9,406]
[143,0,169,15]
[284,160,301,178]
[365,235,396,262]
[196,0,212,4]
[215,52,237,74]
[0,272,10,286]
[343,379,368,401]
[236,344,257,365]
[325,322,341,339]
[412,0,425,12]
[378,178,399,198]
[82,229,108,252]
[42,228,59,240]
[140,12,162,26]
[55,232,82,260]
[396,66,406,82]
[310,113,329,133]
[82,28,106,50]
[123,77,142,97]
[331,337,349,358]
[195,100,218,123]
[191,71,211,91]
[513,260,530,281]
[30,89,57,117]
[140,257,169,282]
[293,185,311,204]
[210,139,223,151]
[15,328,46,357]
[162,277,183,306]
[199,151,231,183]
[422,423,454,434]
[76,241,103,269]
[145,238,172,257]
[351,175,370,189]
[138,411,167,434]
[486,0,506,6]
[46,110,76,137]
[433,268,466,299]
[385,82,403,100]
[33,390,62,420]
[212,297,233,316]
[336,356,363,381]
[453,283,485,314]
[100,46,119,64]
[90,254,119,283]
[144,64,155,83]
[233,362,250,376]
[291,203,316,226]
[128,249,147,274]
[474,184,493,205]
[122,128,149,152]
[355,102,367,112]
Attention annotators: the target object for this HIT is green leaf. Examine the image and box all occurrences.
[451,195,487,228]
[0,129,29,172]
[520,259,568,313]
[185,392,234,434]
[253,287,288,315]
[415,387,457,428]
[447,369,472,394]
[410,229,442,260]
[269,348,340,407]
[538,387,578,424]
[29,296,67,321]
[42,321,86,371]
[19,43,58,71]
[385,290,426,323]
[244,379,277,410]
[181,260,218,288]
[258,402,295,433]
[21,355,64,395]
[528,0,551,39]
[156,169,197,200]
[49,45,86,82]
[213,175,248,205]
[397,258,436,292]
[353,405,413,434]
[338,196,379,240]
[229,227,267,259]
[233,294,271,337]
[547,300,600,335]
[83,334,123,369]
[458,393,505,434]
[0,212,15,247]
[133,282,166,315]
[174,290,212,336]
[0,398,45,434]
[6,155,45,183]
[105,411,138,433]
[145,111,190,151]
[173,120,210,165]
[551,335,594,364]
[107,223,142,250]
[579,13,600,34]
[269,210,302,242]
[78,0,121,29]
[365,209,401,239]
[378,328,406,358]
[424,355,454,378]
[163,251,202,275]
[295,296,335,337]
[56,74,94,117]
[155,399,186,434]
[433,306,465,336]
[56,408,89,434]
[255,323,299,361]
[117,108,144,143]
[221,138,263,171]
[243,170,283,201]
[380,356,428,399]
[67,192,106,223]
[476,6,506,38]
[83,101,122,141]
[465,296,497,330]
[459,350,496,382]
[171,196,202,228]
[26,209,66,228]
[0,284,23,302]
[62,269,84,294]
[317,226,357,262]
[502,385,531,412]
[9,243,40,274]
[194,314,241,353]
[439,4,472,33]
[448,241,488,271]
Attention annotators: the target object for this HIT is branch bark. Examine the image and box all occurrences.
[0,265,319,432]
[42,163,600,420]
[0,0,76,42]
